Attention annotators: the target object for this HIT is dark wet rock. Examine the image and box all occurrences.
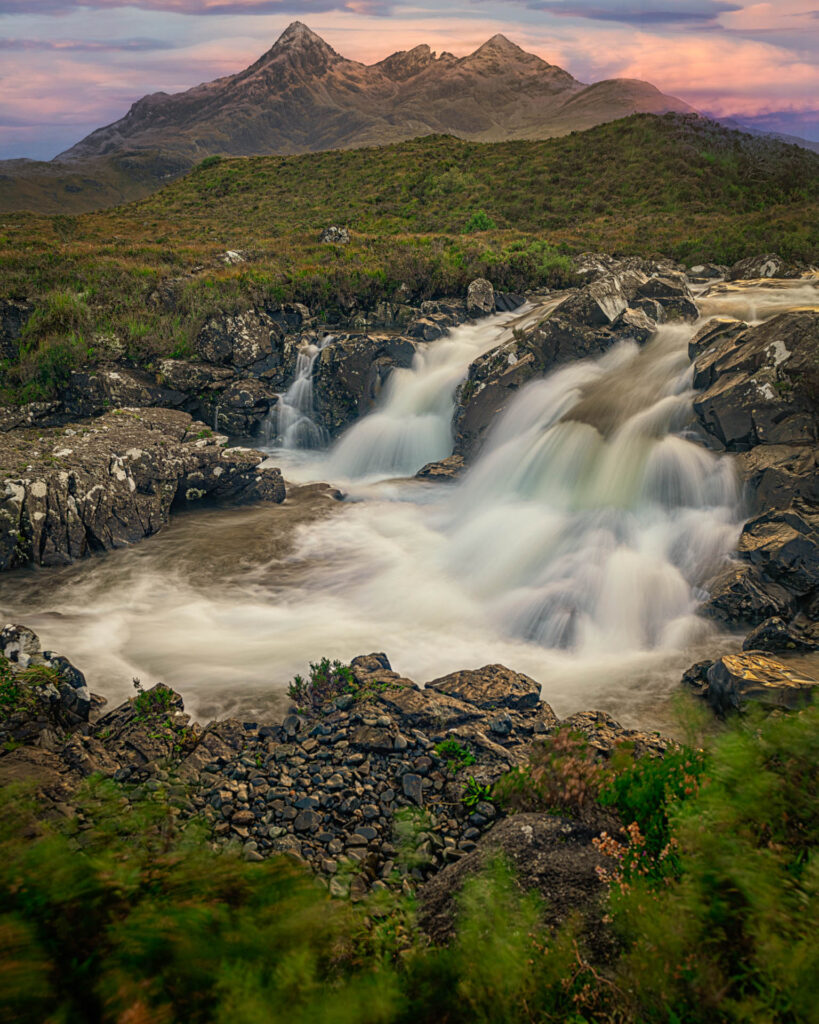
[687,317,748,362]
[415,454,466,480]
[0,625,93,752]
[61,367,186,420]
[685,652,817,714]
[319,226,350,244]
[466,278,495,319]
[425,664,542,712]
[0,298,33,361]
[417,811,617,960]
[738,504,819,606]
[693,312,818,451]
[687,263,728,281]
[313,333,419,435]
[726,253,805,281]
[703,562,793,625]
[743,616,819,653]
[195,308,284,375]
[736,445,819,513]
[0,407,285,571]
[494,291,525,313]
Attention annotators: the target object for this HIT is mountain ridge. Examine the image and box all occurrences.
[0,22,695,214]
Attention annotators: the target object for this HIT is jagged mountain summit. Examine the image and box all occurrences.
[60,22,690,163]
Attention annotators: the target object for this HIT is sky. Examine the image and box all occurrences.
[0,0,817,160]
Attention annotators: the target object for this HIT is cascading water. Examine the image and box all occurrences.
[322,313,528,480]
[3,281,814,726]
[440,326,740,657]
[266,335,332,449]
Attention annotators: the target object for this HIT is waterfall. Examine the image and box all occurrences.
[324,313,523,481]
[440,324,740,655]
[267,335,332,449]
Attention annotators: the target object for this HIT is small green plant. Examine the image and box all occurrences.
[131,677,177,721]
[287,658,355,711]
[462,776,492,810]
[434,738,476,773]
[195,428,213,439]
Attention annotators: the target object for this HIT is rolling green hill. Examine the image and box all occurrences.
[1,114,817,404]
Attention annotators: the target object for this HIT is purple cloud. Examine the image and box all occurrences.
[0,0,392,14]
[0,37,178,50]
[523,0,741,25]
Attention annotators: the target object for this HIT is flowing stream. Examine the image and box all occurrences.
[1,280,816,727]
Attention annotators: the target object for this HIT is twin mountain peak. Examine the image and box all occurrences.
[59,21,691,165]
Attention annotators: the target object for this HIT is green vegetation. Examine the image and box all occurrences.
[0,655,62,722]
[287,657,356,710]
[434,738,476,773]
[0,704,816,1022]
[2,114,816,404]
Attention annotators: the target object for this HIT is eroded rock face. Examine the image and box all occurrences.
[743,616,819,653]
[195,307,284,374]
[684,652,817,714]
[453,259,697,456]
[426,664,543,712]
[0,407,285,571]
[692,311,819,636]
[693,311,818,452]
[312,334,419,435]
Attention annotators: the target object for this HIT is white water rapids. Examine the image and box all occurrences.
[2,280,815,727]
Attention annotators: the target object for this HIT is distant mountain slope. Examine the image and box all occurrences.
[0,22,692,214]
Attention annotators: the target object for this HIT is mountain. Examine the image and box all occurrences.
[0,22,692,214]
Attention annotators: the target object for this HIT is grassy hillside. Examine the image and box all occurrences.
[1,114,817,404]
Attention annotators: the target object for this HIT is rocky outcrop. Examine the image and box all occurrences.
[0,407,285,571]
[319,226,350,244]
[683,652,817,715]
[692,311,819,637]
[1,631,672,901]
[726,253,806,281]
[453,259,697,455]
[692,311,818,452]
[312,334,420,435]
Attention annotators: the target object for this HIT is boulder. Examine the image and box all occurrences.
[425,664,543,712]
[692,653,817,714]
[466,278,495,318]
[743,616,819,653]
[736,445,819,513]
[703,562,794,626]
[0,407,285,571]
[726,253,804,281]
[417,811,617,960]
[195,308,284,374]
[687,263,728,281]
[738,504,819,604]
[319,226,350,244]
[157,359,234,393]
[61,368,186,420]
[693,311,819,451]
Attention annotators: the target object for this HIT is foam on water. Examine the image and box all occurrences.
[2,280,815,727]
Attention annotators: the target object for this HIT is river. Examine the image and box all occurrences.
[1,279,816,727]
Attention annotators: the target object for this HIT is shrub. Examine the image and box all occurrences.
[463,210,497,233]
[288,657,355,710]
[493,728,609,817]
[433,739,476,773]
